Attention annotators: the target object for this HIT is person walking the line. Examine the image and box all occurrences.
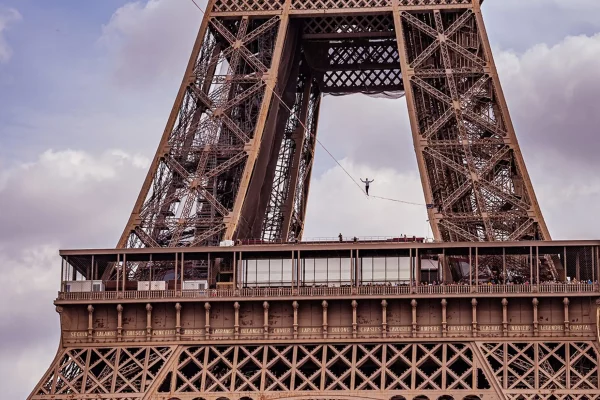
[361,178,374,195]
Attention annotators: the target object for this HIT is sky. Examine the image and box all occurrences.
[1,0,600,398]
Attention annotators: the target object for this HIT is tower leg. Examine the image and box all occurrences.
[118,9,297,247]
[393,3,549,242]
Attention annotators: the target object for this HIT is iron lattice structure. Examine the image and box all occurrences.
[118,0,549,249]
[29,2,600,400]
[32,342,600,399]
[30,241,600,400]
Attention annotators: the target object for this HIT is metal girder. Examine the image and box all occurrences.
[30,341,600,399]
[396,6,549,242]
[118,13,285,248]
[25,3,594,400]
[119,0,549,247]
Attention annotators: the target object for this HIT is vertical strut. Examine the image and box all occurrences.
[225,7,292,240]
[392,0,442,241]
[472,0,549,239]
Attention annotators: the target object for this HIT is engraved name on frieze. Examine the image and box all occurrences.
[212,328,234,334]
[182,329,205,335]
[300,327,321,334]
[330,327,352,333]
[571,325,592,331]
[70,331,88,338]
[389,326,411,333]
[359,326,382,333]
[95,331,116,337]
[419,326,441,332]
[448,325,472,332]
[272,328,292,334]
[479,325,501,332]
[509,325,531,331]
[152,330,176,336]
[539,325,563,331]
[124,330,146,336]
[241,328,263,334]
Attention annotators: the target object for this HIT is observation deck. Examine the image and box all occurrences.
[55,240,600,346]
[58,239,600,302]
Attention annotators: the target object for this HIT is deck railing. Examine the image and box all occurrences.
[57,283,599,301]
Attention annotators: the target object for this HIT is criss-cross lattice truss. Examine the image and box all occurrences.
[400,9,547,242]
[31,341,600,399]
[26,2,599,400]
[118,0,549,248]
[479,341,600,399]
[32,346,174,399]
[119,16,283,248]
[158,342,493,395]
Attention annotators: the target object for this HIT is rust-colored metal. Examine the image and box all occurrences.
[30,241,600,399]
[28,0,599,399]
[117,0,548,249]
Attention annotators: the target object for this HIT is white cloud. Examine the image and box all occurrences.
[317,95,414,171]
[99,0,204,87]
[3,0,205,159]
[0,7,21,63]
[482,0,600,51]
[0,244,60,400]
[304,160,429,239]
[0,148,149,398]
[490,33,600,237]
[0,149,148,252]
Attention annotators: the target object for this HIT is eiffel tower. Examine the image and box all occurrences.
[116,0,548,247]
[29,1,600,400]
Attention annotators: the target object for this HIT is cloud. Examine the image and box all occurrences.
[0,245,60,400]
[2,0,206,163]
[490,33,600,235]
[0,149,149,252]
[495,33,600,168]
[0,7,21,63]
[0,148,148,398]
[304,160,429,239]
[525,153,600,240]
[482,0,600,51]
[99,0,203,87]
[316,95,414,173]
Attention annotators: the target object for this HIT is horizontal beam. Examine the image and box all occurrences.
[56,336,596,347]
[210,4,473,18]
[59,239,600,257]
[56,286,599,304]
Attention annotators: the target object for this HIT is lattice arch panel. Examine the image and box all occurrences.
[291,0,390,10]
[212,0,285,13]
[302,14,395,36]
[31,346,175,399]
[478,341,600,398]
[157,343,493,394]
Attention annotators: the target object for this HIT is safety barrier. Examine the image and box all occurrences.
[57,283,599,301]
